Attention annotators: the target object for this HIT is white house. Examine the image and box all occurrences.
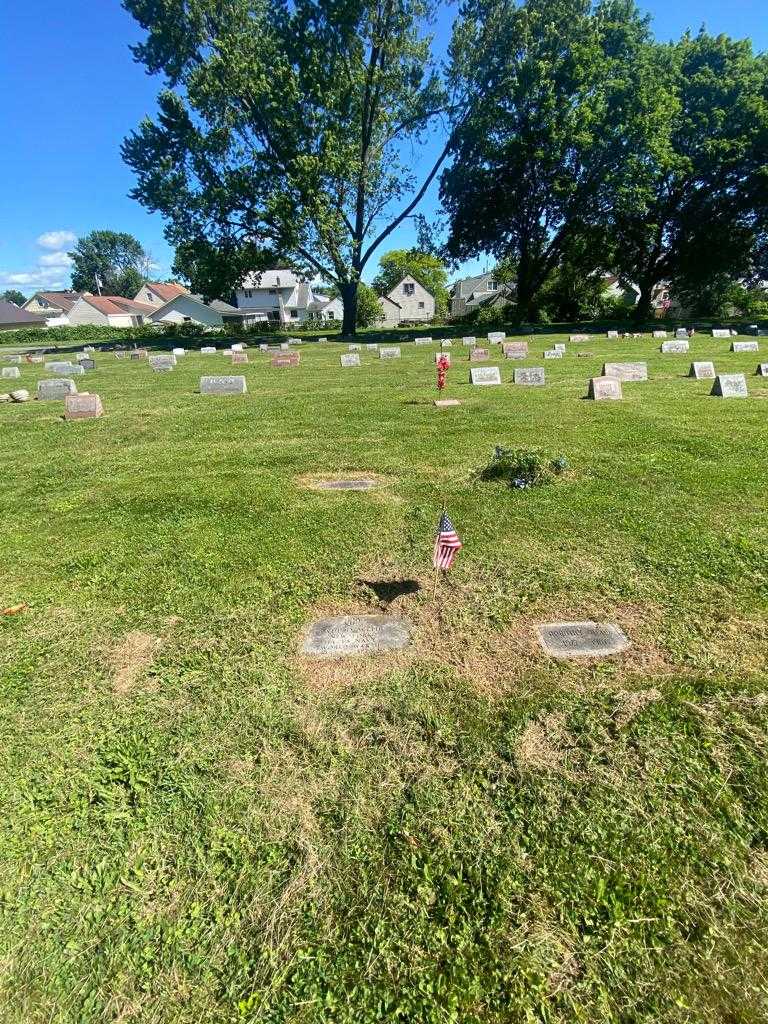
[235,269,337,323]
[377,294,402,327]
[67,295,155,327]
[147,293,225,327]
[133,281,190,307]
[23,290,82,318]
[385,275,434,321]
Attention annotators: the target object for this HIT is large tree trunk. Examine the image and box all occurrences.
[341,281,359,337]
[634,277,656,324]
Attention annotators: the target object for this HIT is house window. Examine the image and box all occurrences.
[147,292,155,302]
[290,309,299,319]
[269,289,277,294]
[245,289,253,299]
[327,311,335,319]
[488,281,497,291]
[268,311,280,321]
[183,316,191,323]
[403,283,415,296]
[418,301,425,309]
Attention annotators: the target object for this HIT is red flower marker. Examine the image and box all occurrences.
[436,354,449,391]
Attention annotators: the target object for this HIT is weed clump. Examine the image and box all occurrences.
[476,446,569,490]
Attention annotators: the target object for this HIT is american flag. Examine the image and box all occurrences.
[433,511,463,570]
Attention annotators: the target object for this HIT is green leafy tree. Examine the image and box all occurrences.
[608,31,768,321]
[441,0,666,321]
[1,289,26,306]
[122,0,468,335]
[371,249,449,316]
[68,230,150,297]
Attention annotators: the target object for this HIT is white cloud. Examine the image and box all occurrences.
[38,251,73,268]
[0,270,67,290]
[36,230,76,250]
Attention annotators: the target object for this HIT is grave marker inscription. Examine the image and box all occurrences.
[302,614,412,658]
[603,362,648,382]
[514,367,545,386]
[64,394,104,420]
[200,375,247,395]
[470,366,502,386]
[711,373,748,398]
[690,361,716,379]
[537,621,630,658]
[587,376,622,400]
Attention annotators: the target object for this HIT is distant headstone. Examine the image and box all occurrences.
[3,355,21,364]
[712,329,731,339]
[170,348,185,356]
[38,378,77,400]
[414,336,433,345]
[272,352,300,367]
[470,366,502,386]
[83,345,95,352]
[232,352,249,364]
[606,330,619,339]
[379,346,401,359]
[9,390,29,403]
[758,330,768,338]
[64,393,104,420]
[348,343,361,351]
[341,353,361,368]
[435,351,451,366]
[661,341,689,353]
[690,361,716,380]
[1,367,20,379]
[318,337,328,343]
[200,375,247,395]
[310,478,378,491]
[45,361,72,372]
[434,399,461,407]
[231,343,245,352]
[554,343,566,353]
[366,343,379,350]
[130,349,148,360]
[587,376,622,400]
[711,373,748,398]
[503,341,528,359]
[287,337,301,345]
[469,347,489,362]
[149,354,176,372]
[602,362,648,382]
[732,341,759,353]
[462,336,476,346]
[543,349,562,359]
[675,328,689,340]
[78,358,96,370]
[115,352,127,360]
[65,364,85,376]
[302,614,412,657]
[200,346,217,354]
[537,621,630,658]
[514,367,545,386]
[653,330,667,339]
[487,332,506,344]
[757,363,768,377]
[569,334,590,342]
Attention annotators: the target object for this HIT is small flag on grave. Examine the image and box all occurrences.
[433,511,463,571]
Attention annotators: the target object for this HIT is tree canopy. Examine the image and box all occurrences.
[68,230,151,298]
[122,0,468,334]
[371,249,449,315]
[1,290,26,307]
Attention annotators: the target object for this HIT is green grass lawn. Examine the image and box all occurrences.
[1,333,768,1023]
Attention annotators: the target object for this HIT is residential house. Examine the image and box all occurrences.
[67,295,155,327]
[377,294,402,327]
[313,295,344,321]
[385,275,434,322]
[449,271,513,318]
[147,292,225,328]
[234,269,323,323]
[601,275,640,306]
[22,290,82,317]
[0,300,46,332]
[133,281,190,307]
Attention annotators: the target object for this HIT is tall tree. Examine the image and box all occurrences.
[440,0,666,321]
[68,230,151,297]
[1,290,26,306]
[122,0,468,335]
[371,249,450,315]
[608,31,768,321]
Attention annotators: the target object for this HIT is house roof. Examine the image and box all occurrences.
[378,294,402,310]
[81,295,155,316]
[386,275,433,301]
[451,272,494,298]
[0,300,45,325]
[143,281,189,302]
[26,290,82,312]
[240,269,305,290]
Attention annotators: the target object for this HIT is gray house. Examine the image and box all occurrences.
[384,275,434,322]
[449,271,514,318]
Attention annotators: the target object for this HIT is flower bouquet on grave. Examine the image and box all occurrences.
[436,354,450,392]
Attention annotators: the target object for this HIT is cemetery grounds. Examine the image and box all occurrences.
[1,331,768,1022]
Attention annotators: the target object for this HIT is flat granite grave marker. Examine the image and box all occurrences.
[690,361,716,379]
[64,393,104,420]
[711,373,748,398]
[310,478,379,491]
[149,355,176,372]
[503,342,528,359]
[570,333,590,342]
[732,341,759,353]
[675,329,689,340]
[487,332,506,344]
[200,375,247,395]
[757,363,768,376]
[3,355,21,364]
[554,343,566,353]
[712,329,731,339]
[603,362,648,382]
[514,367,545,386]
[544,349,563,359]
[341,354,361,368]
[302,614,412,658]
[366,343,379,350]
[78,358,96,370]
[434,399,461,407]
[537,621,630,659]
[462,336,476,346]
[348,343,361,351]
[469,347,489,362]
[435,351,451,366]
[661,340,689,353]
[45,361,71,373]
[379,346,401,359]
[38,378,77,400]
[2,367,21,379]
[606,330,619,339]
[232,352,249,364]
[653,330,668,339]
[587,376,622,400]
[414,336,433,346]
[130,349,148,360]
[200,346,217,354]
[272,352,300,367]
[470,366,502,386]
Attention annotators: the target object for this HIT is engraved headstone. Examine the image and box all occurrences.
[732,341,759,353]
[3,355,21,364]
[514,367,545,386]
[200,346,217,354]
[434,399,461,407]
[302,614,412,657]
[64,393,103,420]
[469,347,489,362]
[45,361,72,372]
[272,352,300,367]
[570,334,590,342]
[232,352,249,364]
[587,376,622,400]
[690,361,716,379]
[711,373,748,398]
[712,329,731,339]
[115,351,127,360]
[231,343,245,352]
[606,330,619,339]
[414,336,433,346]
[38,378,77,400]
[675,328,689,340]
[603,362,648,382]
[341,354,361,368]
[462,336,476,346]
[661,341,689,353]
[487,332,506,344]
[441,340,452,349]
[366,343,379,350]
[9,389,29,403]
[130,349,148,360]
[78,358,96,370]
[537,621,630,658]
[379,346,401,359]
[554,343,566,353]
[287,337,301,345]
[544,349,562,359]
[503,341,528,359]
[470,366,502,386]
[200,375,247,395]
[311,478,378,491]
[1,367,20,379]
[149,354,176,372]
[653,330,667,339]
[348,343,361,351]
[757,363,768,377]
[318,337,328,343]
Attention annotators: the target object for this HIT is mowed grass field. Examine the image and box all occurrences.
[2,332,768,1023]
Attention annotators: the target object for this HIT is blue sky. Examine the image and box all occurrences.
[2,0,765,296]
